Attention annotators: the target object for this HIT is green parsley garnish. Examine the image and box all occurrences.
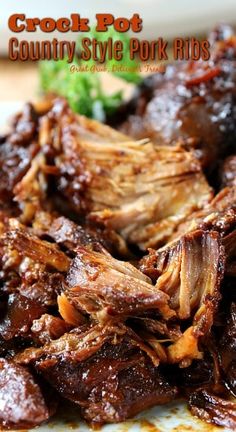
[39,28,141,120]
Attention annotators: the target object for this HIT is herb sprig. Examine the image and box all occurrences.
[40,28,141,120]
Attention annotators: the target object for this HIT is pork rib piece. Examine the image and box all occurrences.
[63,229,224,366]
[16,323,177,426]
[0,103,40,212]
[38,98,212,250]
[0,359,52,429]
[189,389,236,429]
[218,302,236,397]
[221,156,236,188]
[65,246,174,322]
[168,186,236,277]
[170,186,236,242]
[0,217,69,306]
[140,229,225,366]
[113,25,236,173]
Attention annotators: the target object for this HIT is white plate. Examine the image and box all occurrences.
[0,103,231,432]
[31,401,230,432]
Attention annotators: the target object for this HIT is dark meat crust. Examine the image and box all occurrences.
[167,186,236,278]
[0,103,41,213]
[4,221,70,272]
[113,25,236,173]
[35,213,120,255]
[37,98,212,251]
[140,229,225,366]
[15,323,177,425]
[65,246,174,322]
[0,96,213,252]
[0,34,236,427]
[189,389,236,429]
[0,218,69,306]
[31,314,71,345]
[0,294,45,341]
[169,186,236,242]
[0,142,33,203]
[221,155,236,188]
[0,359,50,429]
[219,303,236,396]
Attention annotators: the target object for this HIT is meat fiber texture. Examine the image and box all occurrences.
[111,24,236,180]
[36,98,213,251]
[0,32,236,428]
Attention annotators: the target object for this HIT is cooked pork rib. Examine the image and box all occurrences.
[111,25,236,174]
[16,323,177,425]
[189,389,236,429]
[31,314,71,345]
[169,187,236,240]
[33,212,124,256]
[0,218,69,306]
[218,303,236,397]
[65,246,174,322]
[221,156,236,188]
[0,359,53,429]
[0,103,46,218]
[0,294,46,341]
[0,33,235,428]
[0,96,213,251]
[166,186,236,277]
[140,229,225,366]
[36,99,212,250]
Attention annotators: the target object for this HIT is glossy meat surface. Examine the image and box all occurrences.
[113,25,236,173]
[0,48,236,428]
[16,324,177,425]
[219,303,236,396]
[221,155,236,188]
[140,229,225,366]
[189,389,236,429]
[37,99,212,250]
[0,359,51,429]
[65,246,173,322]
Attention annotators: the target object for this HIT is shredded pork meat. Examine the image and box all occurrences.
[0,25,236,429]
[36,99,212,250]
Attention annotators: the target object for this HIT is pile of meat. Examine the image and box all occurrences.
[111,24,236,183]
[0,25,236,430]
